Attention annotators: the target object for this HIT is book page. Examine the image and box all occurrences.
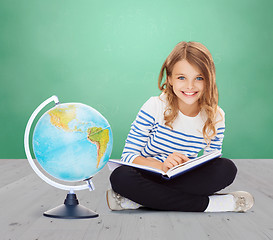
[166,150,221,176]
[107,159,165,175]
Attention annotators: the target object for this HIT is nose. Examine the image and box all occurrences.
[186,80,194,90]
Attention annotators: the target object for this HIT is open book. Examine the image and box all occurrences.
[107,150,222,180]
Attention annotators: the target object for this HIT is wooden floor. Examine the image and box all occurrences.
[0,159,273,240]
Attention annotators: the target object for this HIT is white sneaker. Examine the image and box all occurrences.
[229,191,254,212]
[213,191,255,212]
[106,189,141,211]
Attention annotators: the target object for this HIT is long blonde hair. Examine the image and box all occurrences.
[158,41,221,145]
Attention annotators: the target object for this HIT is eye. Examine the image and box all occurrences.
[178,76,185,80]
[196,77,204,80]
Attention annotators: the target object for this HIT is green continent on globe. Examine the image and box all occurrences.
[87,127,109,168]
[48,105,82,132]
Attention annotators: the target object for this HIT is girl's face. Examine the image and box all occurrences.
[167,59,205,114]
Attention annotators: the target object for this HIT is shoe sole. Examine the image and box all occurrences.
[106,189,123,211]
[230,191,254,212]
[106,190,111,210]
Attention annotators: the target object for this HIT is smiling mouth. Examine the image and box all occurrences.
[182,91,198,96]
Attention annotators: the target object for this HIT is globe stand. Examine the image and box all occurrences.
[43,192,99,219]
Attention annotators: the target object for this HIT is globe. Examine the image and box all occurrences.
[24,96,113,219]
[32,102,113,182]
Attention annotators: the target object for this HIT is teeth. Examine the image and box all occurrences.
[183,92,196,95]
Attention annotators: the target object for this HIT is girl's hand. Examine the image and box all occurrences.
[162,152,190,173]
[134,156,164,171]
[146,157,163,170]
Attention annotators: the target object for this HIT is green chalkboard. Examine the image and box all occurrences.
[1,0,273,159]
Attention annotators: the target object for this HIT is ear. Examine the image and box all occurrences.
[167,75,172,86]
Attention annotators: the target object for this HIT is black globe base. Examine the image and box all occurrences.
[43,193,99,219]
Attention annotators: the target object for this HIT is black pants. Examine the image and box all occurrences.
[109,157,237,212]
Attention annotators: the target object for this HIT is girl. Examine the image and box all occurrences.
[107,41,254,212]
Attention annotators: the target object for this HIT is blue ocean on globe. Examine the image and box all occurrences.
[32,103,113,182]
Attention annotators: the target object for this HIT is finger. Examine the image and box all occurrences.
[169,158,180,166]
[171,156,183,165]
[173,152,190,162]
[164,161,175,170]
[162,165,169,173]
[182,155,190,162]
[166,155,181,166]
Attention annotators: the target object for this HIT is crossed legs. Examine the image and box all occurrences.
[109,158,237,212]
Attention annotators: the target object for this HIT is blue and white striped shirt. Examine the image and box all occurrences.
[121,93,225,164]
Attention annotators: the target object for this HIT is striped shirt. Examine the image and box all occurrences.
[121,93,225,164]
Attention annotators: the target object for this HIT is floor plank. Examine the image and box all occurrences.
[0,159,273,240]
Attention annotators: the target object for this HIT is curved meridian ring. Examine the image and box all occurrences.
[24,95,90,191]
